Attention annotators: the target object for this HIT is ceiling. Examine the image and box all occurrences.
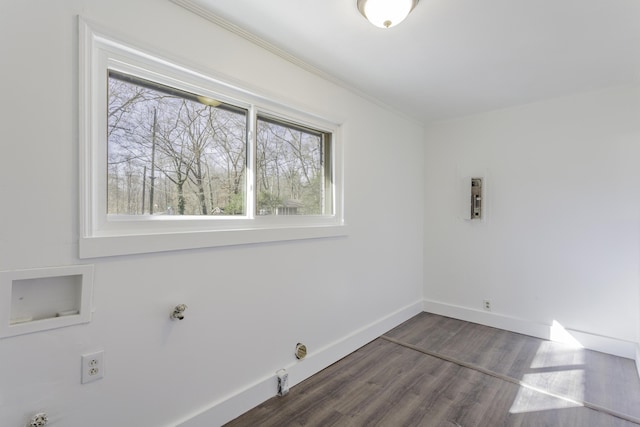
[174,0,640,123]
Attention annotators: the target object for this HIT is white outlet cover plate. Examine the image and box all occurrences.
[81,350,104,384]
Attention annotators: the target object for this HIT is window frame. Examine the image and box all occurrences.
[79,20,345,258]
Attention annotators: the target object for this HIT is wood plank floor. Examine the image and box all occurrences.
[225,313,640,426]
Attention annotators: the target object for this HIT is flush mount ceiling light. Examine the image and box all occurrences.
[357,0,419,29]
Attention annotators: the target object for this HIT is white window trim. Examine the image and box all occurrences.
[78,19,345,258]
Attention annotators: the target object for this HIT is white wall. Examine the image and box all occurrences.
[424,84,640,357]
[0,1,424,426]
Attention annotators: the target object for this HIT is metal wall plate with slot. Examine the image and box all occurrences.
[470,178,483,219]
[462,176,484,220]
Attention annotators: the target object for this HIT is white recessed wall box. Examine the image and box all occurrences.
[0,265,94,338]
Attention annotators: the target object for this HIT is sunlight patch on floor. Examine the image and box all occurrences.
[509,334,586,414]
[530,323,585,369]
[509,384,583,414]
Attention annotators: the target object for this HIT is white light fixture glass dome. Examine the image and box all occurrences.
[357,0,419,29]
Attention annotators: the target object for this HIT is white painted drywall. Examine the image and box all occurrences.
[424,84,640,355]
[0,1,424,426]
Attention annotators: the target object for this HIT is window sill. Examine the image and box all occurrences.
[79,224,348,258]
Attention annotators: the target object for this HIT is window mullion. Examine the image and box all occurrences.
[246,106,257,219]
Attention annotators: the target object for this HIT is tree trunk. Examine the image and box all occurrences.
[177,181,185,215]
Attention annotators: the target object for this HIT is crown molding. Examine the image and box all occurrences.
[170,0,422,125]
[170,0,348,88]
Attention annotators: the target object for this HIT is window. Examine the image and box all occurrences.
[79,21,344,258]
[256,116,332,217]
[107,71,248,217]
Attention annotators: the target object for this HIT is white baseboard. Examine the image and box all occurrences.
[175,300,423,427]
[636,344,640,380]
[423,299,637,360]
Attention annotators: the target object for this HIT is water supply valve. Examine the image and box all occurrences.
[170,304,187,320]
[28,413,48,427]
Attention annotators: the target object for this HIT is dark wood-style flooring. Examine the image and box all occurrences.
[225,313,640,426]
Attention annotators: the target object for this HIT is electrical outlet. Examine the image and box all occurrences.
[81,350,104,384]
[483,299,491,312]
